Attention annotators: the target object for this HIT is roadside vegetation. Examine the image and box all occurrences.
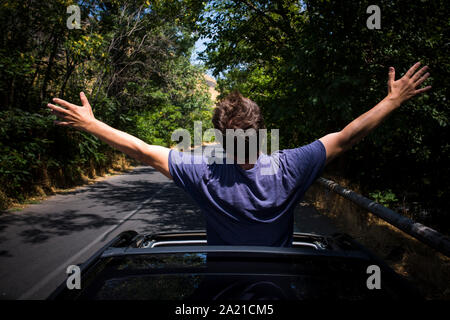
[197,0,449,234]
[0,0,213,210]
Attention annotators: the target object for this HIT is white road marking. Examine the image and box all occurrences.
[18,184,169,300]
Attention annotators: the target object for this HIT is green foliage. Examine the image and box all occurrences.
[0,0,212,208]
[0,110,52,198]
[369,189,399,208]
[198,0,450,218]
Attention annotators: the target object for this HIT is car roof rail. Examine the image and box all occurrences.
[101,244,370,260]
[145,239,323,250]
[138,230,331,249]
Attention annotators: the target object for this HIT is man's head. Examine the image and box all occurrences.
[212,91,265,163]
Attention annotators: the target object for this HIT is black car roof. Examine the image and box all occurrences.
[48,230,422,300]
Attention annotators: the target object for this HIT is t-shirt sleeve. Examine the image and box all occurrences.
[168,149,206,192]
[283,139,326,190]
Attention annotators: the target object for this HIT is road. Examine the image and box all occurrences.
[0,166,336,300]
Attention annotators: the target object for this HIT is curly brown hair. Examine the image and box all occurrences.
[212,91,265,162]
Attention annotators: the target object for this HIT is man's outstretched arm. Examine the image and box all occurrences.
[47,92,172,179]
[320,62,431,164]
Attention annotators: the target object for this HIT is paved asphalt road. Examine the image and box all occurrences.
[0,166,336,300]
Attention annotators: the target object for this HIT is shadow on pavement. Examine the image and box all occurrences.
[0,167,205,250]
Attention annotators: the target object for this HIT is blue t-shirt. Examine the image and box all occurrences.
[168,140,326,247]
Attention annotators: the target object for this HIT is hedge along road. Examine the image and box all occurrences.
[0,165,336,300]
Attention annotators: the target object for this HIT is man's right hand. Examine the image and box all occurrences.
[47,92,96,131]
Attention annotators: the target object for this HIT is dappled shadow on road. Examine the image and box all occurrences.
[126,184,206,234]
[78,179,205,234]
[0,167,165,247]
[76,170,205,233]
[83,180,165,213]
[0,166,204,251]
[0,209,119,245]
[53,167,160,198]
[0,250,12,257]
[123,166,157,176]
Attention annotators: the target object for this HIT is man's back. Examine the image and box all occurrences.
[168,140,326,246]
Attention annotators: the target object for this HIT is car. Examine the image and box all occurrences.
[48,230,421,300]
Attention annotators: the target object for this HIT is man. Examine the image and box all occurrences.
[47,62,431,246]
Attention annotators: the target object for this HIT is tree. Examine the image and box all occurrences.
[0,0,213,209]
[197,0,450,228]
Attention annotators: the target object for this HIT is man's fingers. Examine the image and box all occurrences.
[414,85,432,95]
[54,121,72,126]
[388,67,395,83]
[52,98,76,110]
[404,61,421,78]
[47,103,70,115]
[415,72,430,86]
[80,92,90,107]
[411,66,429,82]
